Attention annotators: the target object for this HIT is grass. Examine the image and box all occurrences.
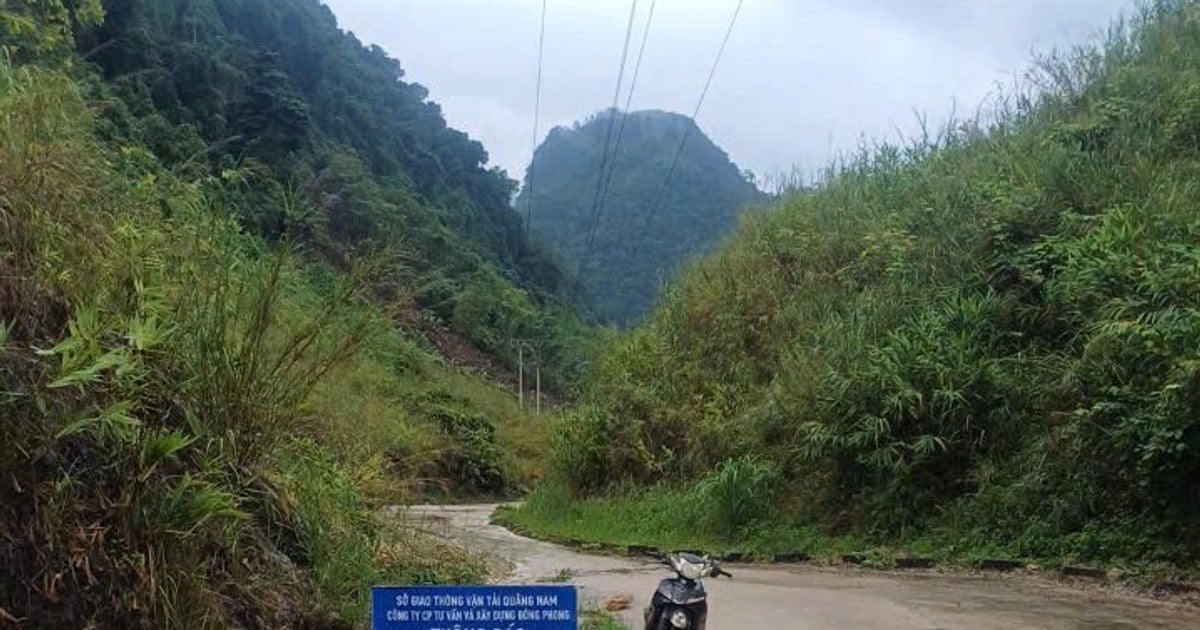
[547,568,575,583]
[580,608,629,630]
[501,480,1200,587]
[303,331,552,504]
[497,480,863,560]
[276,440,489,620]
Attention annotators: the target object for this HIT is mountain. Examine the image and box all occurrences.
[71,0,591,387]
[526,2,1200,566]
[518,109,763,326]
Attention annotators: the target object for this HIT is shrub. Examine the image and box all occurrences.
[693,455,781,541]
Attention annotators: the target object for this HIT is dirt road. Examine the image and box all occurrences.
[398,504,1200,629]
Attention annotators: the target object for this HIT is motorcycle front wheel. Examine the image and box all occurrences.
[654,606,698,630]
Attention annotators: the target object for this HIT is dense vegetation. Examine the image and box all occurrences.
[0,1,562,626]
[75,0,595,388]
[516,1,1200,570]
[519,109,762,325]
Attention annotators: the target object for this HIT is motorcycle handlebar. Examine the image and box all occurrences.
[648,551,733,578]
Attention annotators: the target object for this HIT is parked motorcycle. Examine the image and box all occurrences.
[642,552,731,629]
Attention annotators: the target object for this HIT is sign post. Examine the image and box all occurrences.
[372,585,578,630]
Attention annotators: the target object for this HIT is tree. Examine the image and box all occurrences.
[0,0,103,65]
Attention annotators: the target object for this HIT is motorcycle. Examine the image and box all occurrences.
[642,552,732,630]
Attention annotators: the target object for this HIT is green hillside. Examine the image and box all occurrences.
[519,109,762,326]
[0,1,578,626]
[73,0,593,388]
[514,0,1200,568]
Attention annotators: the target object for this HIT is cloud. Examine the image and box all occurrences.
[322,0,1134,184]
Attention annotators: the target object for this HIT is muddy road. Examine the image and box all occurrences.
[398,504,1200,629]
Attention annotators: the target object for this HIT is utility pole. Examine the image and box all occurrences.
[511,337,542,413]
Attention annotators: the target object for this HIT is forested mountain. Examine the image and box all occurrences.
[72,0,588,384]
[512,2,1200,568]
[518,109,762,325]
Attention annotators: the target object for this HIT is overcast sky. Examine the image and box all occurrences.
[322,0,1135,189]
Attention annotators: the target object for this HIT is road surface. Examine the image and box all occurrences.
[397,504,1200,629]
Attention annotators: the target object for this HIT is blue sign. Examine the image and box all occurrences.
[372,585,578,630]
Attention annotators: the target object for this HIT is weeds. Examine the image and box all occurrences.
[548,568,575,583]
[580,608,629,630]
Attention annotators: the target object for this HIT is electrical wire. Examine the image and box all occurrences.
[630,0,745,259]
[571,0,642,292]
[523,0,549,242]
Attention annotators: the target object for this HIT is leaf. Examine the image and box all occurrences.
[33,335,78,357]
[56,401,141,442]
[48,348,131,388]
[911,434,949,456]
[125,316,175,350]
[139,430,196,471]
[157,476,249,535]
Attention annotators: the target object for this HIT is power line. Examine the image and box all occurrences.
[523,0,548,242]
[589,0,657,254]
[631,0,745,259]
[571,0,641,292]
[576,0,657,287]
[573,0,640,289]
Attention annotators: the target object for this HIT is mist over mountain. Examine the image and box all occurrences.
[519,109,763,325]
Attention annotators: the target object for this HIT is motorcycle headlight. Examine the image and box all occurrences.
[672,556,704,580]
[670,609,690,628]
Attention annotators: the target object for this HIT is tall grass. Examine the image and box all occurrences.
[694,455,780,541]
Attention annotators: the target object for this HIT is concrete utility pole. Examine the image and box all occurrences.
[510,337,543,413]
